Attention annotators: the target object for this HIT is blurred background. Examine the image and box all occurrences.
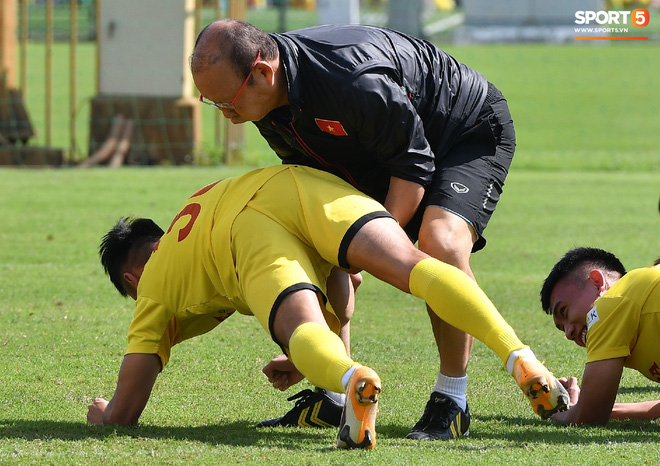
[0,0,658,169]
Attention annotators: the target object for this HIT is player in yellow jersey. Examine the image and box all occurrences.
[540,247,660,425]
[87,165,567,449]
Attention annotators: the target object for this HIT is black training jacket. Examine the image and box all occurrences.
[253,24,487,202]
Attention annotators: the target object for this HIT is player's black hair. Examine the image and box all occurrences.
[540,247,626,315]
[99,217,164,297]
[191,19,278,77]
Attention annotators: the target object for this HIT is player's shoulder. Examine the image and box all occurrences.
[620,265,660,287]
[604,266,660,306]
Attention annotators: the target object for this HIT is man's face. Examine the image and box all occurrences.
[193,60,271,124]
[548,277,601,348]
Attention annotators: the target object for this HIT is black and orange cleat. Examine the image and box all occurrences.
[513,356,569,419]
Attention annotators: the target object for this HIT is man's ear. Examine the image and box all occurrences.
[588,269,606,295]
[123,271,140,289]
[255,61,276,85]
[121,270,142,300]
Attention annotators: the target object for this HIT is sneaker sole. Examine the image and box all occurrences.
[535,379,570,419]
[514,359,570,419]
[336,367,381,449]
[406,428,470,441]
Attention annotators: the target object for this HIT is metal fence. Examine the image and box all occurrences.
[1,0,251,165]
[19,1,97,41]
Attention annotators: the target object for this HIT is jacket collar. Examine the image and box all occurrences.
[271,33,303,120]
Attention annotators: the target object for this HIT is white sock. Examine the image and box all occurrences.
[506,347,537,375]
[341,365,358,391]
[323,390,346,404]
[433,373,468,412]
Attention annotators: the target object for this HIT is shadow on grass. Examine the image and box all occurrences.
[617,385,660,396]
[0,419,330,448]
[464,415,660,443]
[1,416,658,448]
[372,419,653,446]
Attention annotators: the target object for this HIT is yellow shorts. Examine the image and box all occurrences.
[230,166,392,340]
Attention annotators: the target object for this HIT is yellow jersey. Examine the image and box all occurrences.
[586,264,660,383]
[125,165,390,369]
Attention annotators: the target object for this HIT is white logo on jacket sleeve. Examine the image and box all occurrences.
[586,306,600,330]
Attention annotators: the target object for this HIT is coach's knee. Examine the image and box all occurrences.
[418,211,475,268]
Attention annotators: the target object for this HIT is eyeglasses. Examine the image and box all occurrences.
[199,50,261,111]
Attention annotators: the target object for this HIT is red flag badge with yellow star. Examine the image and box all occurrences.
[315,118,348,136]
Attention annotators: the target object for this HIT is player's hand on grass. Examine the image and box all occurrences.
[262,354,304,391]
[557,377,580,406]
[550,377,580,423]
[87,397,109,425]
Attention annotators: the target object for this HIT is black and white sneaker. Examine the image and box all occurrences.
[255,388,344,428]
[405,392,470,440]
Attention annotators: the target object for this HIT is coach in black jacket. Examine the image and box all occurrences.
[191,19,516,441]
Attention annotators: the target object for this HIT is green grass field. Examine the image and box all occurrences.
[2,18,660,466]
[1,169,658,464]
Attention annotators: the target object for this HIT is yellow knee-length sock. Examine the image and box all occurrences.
[288,322,356,394]
[409,258,527,365]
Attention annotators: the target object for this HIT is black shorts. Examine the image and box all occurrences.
[404,82,516,252]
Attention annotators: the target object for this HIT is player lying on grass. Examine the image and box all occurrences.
[87,165,568,449]
[540,247,660,425]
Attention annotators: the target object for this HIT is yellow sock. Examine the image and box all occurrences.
[409,258,527,364]
[288,322,356,393]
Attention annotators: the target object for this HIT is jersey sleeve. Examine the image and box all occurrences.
[126,296,177,369]
[586,295,640,363]
[154,311,233,369]
[154,317,178,369]
[127,297,171,351]
[126,297,235,370]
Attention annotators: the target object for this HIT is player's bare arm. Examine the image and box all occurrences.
[611,400,660,420]
[555,360,660,422]
[551,358,624,425]
[383,177,425,229]
[87,353,161,426]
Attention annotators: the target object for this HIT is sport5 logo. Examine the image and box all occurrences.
[575,9,650,27]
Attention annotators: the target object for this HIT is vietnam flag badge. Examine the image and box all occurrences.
[315,118,348,136]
